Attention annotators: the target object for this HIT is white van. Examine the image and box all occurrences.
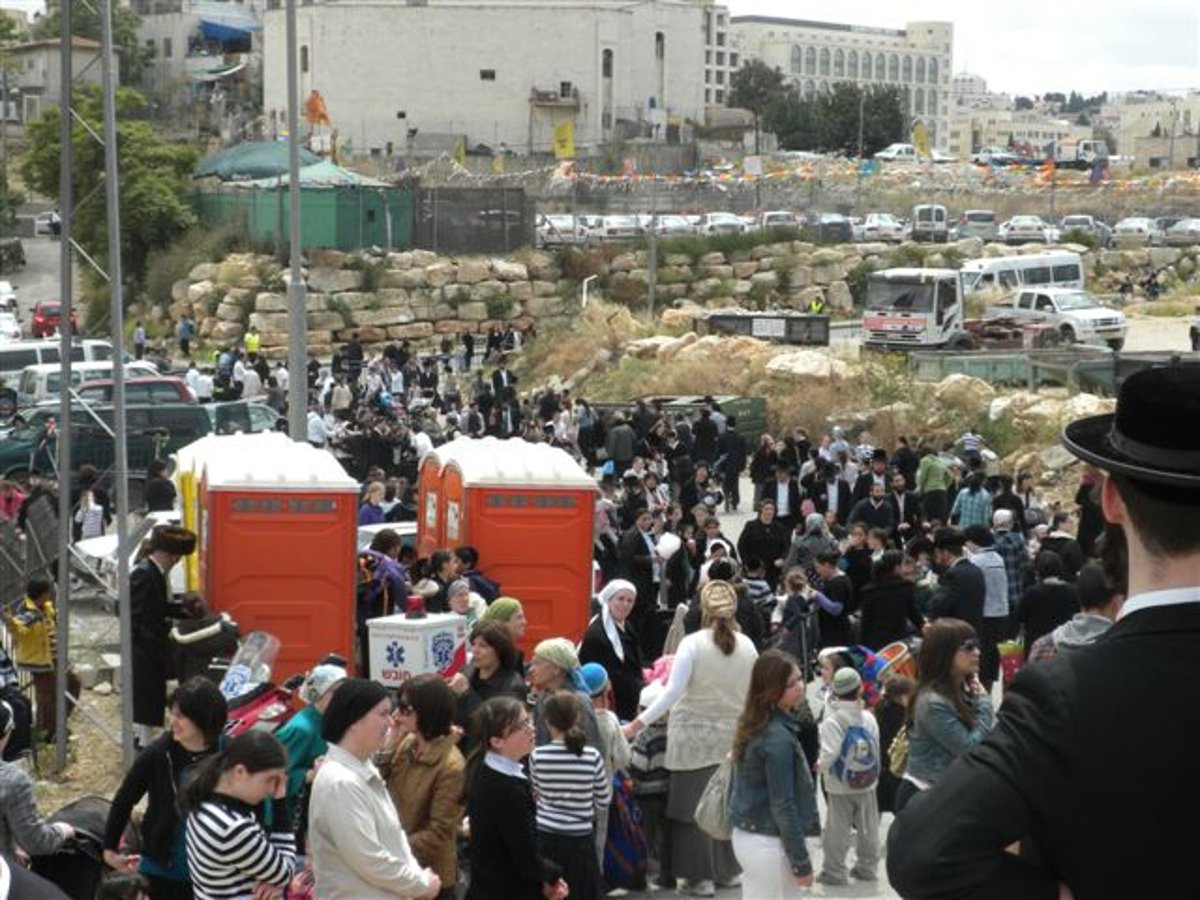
[17,359,157,407]
[0,339,118,391]
[912,204,948,243]
[960,251,1085,295]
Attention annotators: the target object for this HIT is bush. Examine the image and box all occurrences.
[558,246,611,281]
[141,224,246,309]
[844,260,873,305]
[485,294,514,319]
[344,256,387,292]
[890,244,927,268]
[608,277,646,310]
[1059,228,1099,250]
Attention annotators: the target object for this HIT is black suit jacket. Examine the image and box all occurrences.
[806,478,852,525]
[852,471,887,505]
[888,490,922,535]
[762,478,804,522]
[491,368,517,396]
[847,497,896,535]
[889,602,1200,900]
[927,558,985,634]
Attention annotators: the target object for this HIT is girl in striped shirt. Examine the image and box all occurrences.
[181,730,297,900]
[530,691,611,900]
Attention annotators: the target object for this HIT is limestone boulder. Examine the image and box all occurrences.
[526,295,566,317]
[785,286,826,310]
[425,262,456,287]
[1149,247,1181,269]
[811,248,843,265]
[211,321,244,343]
[410,249,439,267]
[442,284,472,305]
[308,249,346,269]
[388,322,434,339]
[388,268,428,290]
[786,266,812,289]
[826,281,853,310]
[732,280,753,297]
[340,325,387,343]
[171,279,191,303]
[699,252,726,267]
[627,336,677,359]
[952,238,984,258]
[855,243,890,257]
[457,301,489,321]
[524,250,558,281]
[610,253,637,273]
[1061,393,1115,421]
[508,281,533,303]
[811,262,846,285]
[933,374,997,411]
[308,268,362,293]
[333,292,374,311]
[532,280,558,297]
[352,308,413,327]
[215,302,246,323]
[307,311,346,331]
[700,265,734,280]
[188,262,219,282]
[657,332,699,361]
[248,312,289,333]
[750,271,779,291]
[306,292,330,312]
[664,253,692,267]
[733,260,760,279]
[254,292,288,312]
[1039,445,1077,472]
[765,349,851,381]
[386,251,413,270]
[492,259,528,282]
[470,280,506,301]
[456,258,490,285]
[187,279,216,304]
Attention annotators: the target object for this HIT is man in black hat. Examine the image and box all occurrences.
[852,447,890,504]
[925,527,985,637]
[889,364,1200,900]
[130,525,199,748]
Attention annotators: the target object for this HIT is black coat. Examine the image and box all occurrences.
[1018,580,1079,658]
[805,477,852,525]
[888,490,922,536]
[817,573,855,648]
[691,416,719,466]
[465,765,563,900]
[456,666,528,753]
[715,430,748,477]
[1038,535,1085,582]
[761,478,804,522]
[130,557,186,727]
[859,575,924,650]
[927,558,986,635]
[847,497,896,535]
[737,518,789,587]
[579,616,645,723]
[889,603,1200,900]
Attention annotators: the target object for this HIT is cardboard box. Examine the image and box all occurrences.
[367,612,468,686]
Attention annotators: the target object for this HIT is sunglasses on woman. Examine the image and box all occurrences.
[959,638,981,653]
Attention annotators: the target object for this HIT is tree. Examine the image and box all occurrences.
[727,60,787,153]
[1014,96,1035,111]
[766,83,905,157]
[1094,125,1117,154]
[20,86,198,291]
[33,2,152,86]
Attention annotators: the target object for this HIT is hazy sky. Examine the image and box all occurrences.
[4,1,1197,97]
[726,0,1200,96]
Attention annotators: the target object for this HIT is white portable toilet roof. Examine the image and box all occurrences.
[437,436,597,490]
[174,432,292,481]
[193,433,359,492]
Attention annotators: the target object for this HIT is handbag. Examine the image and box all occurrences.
[694,757,734,841]
[887,724,910,778]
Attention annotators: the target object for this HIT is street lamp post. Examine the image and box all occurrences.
[855,90,866,213]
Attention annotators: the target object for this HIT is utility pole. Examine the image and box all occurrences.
[855,90,866,214]
[285,0,308,440]
[101,0,136,767]
[646,174,657,321]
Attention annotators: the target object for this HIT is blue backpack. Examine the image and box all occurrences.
[830,723,879,791]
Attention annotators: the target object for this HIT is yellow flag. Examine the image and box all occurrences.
[553,119,575,159]
[492,154,506,174]
[911,122,931,159]
[453,136,466,167]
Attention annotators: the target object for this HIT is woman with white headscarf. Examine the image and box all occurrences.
[579,579,645,722]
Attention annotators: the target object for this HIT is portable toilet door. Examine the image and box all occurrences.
[438,437,597,650]
[415,448,444,561]
[199,435,360,681]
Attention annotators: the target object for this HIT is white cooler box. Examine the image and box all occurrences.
[367,612,468,686]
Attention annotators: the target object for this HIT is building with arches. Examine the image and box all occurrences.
[729,16,953,150]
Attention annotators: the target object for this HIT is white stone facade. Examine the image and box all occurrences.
[702,4,739,107]
[730,16,953,150]
[260,0,707,157]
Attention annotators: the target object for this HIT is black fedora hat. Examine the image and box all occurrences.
[1062,363,1200,488]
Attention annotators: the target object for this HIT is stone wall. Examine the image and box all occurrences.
[164,239,1200,358]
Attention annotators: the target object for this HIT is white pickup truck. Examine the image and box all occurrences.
[987,287,1126,350]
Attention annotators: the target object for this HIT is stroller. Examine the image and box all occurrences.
[30,795,140,899]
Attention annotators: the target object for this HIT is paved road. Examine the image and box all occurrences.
[10,230,67,325]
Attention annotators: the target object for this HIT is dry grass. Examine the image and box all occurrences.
[32,689,126,815]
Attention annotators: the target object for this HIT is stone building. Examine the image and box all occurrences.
[729,16,953,150]
[260,0,708,158]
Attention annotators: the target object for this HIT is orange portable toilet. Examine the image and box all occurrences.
[415,447,444,560]
[425,437,597,649]
[194,434,360,681]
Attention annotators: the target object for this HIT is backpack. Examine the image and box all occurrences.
[887,724,910,778]
[829,723,880,791]
[356,552,392,623]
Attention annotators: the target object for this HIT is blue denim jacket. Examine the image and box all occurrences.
[905,690,994,785]
[728,711,818,876]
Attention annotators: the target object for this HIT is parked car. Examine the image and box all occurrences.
[1155,216,1184,234]
[30,301,78,338]
[76,375,195,405]
[971,147,1021,165]
[1112,217,1163,247]
[911,204,949,243]
[953,209,999,242]
[807,212,854,243]
[1165,218,1200,247]
[697,212,747,235]
[596,215,643,241]
[33,211,60,236]
[757,210,802,231]
[0,312,20,343]
[0,280,16,312]
[874,143,919,162]
[1058,214,1112,246]
[205,399,285,435]
[1001,215,1052,245]
[652,214,697,237]
[859,213,905,243]
[535,214,585,247]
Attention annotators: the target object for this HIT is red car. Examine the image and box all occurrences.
[30,301,78,338]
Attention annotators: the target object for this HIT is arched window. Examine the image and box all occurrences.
[860,51,872,80]
[847,49,858,79]
[928,90,938,115]
[805,46,816,75]
[888,53,899,81]
[791,45,802,74]
[902,55,913,83]
[916,56,926,83]
[915,88,925,114]
[602,48,613,78]
[877,53,886,80]
[833,48,844,77]
[819,47,830,76]
[928,58,939,84]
